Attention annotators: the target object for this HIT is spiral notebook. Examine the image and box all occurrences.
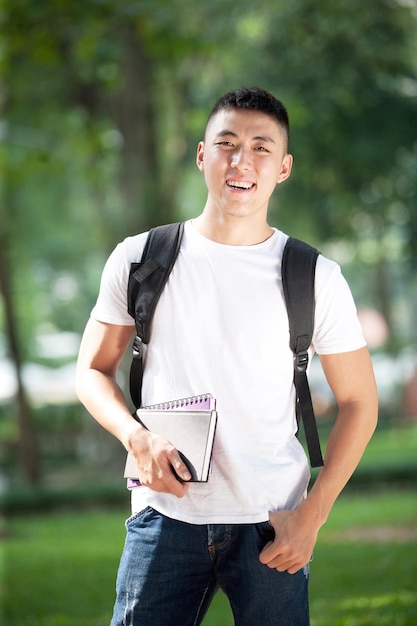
[125,394,217,487]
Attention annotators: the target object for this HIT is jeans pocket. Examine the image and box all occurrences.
[125,505,153,528]
[257,520,276,547]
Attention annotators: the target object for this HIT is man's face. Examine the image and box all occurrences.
[196,108,293,221]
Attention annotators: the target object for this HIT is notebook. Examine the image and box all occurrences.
[124,394,217,486]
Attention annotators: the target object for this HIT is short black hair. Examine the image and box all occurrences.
[205,87,290,150]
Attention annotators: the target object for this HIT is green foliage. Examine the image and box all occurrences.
[1,0,416,486]
[235,0,417,251]
[2,0,415,338]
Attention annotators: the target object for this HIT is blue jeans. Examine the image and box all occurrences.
[110,507,310,626]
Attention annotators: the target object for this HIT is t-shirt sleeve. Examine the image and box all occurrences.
[90,232,148,326]
[312,255,366,355]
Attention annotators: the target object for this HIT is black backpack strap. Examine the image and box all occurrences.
[127,222,184,409]
[282,237,324,468]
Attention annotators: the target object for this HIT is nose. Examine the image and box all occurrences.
[231,148,251,171]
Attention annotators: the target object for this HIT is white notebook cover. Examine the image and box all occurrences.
[124,407,217,483]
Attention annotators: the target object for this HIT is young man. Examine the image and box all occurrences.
[76,87,378,626]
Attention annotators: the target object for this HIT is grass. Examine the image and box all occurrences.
[2,490,416,626]
[309,490,417,626]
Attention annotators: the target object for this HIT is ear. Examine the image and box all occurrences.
[277,154,293,184]
[196,141,205,172]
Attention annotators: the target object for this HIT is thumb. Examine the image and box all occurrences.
[169,449,192,482]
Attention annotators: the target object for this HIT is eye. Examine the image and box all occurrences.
[216,141,234,147]
[255,146,269,153]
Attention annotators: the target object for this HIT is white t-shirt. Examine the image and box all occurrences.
[91,220,366,524]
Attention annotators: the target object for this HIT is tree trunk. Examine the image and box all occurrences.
[111,24,175,234]
[0,222,41,485]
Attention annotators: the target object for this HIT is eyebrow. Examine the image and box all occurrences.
[215,130,276,144]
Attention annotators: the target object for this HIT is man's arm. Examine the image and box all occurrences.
[76,318,192,496]
[259,346,378,573]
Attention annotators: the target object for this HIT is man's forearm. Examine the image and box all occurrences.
[304,399,378,527]
[76,368,138,451]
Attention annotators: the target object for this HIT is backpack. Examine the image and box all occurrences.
[127,222,324,468]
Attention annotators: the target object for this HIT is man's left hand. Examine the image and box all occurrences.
[259,505,319,574]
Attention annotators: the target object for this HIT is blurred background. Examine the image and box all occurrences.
[1,1,417,623]
[2,0,416,495]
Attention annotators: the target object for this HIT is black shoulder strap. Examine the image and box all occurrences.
[282,237,324,468]
[128,222,184,409]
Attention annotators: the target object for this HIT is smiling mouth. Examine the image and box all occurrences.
[226,180,255,190]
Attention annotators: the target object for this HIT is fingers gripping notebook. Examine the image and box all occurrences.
[124,394,217,486]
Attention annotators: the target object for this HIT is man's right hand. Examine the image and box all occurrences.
[128,423,192,498]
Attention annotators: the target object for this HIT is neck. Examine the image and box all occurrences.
[192,213,274,246]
